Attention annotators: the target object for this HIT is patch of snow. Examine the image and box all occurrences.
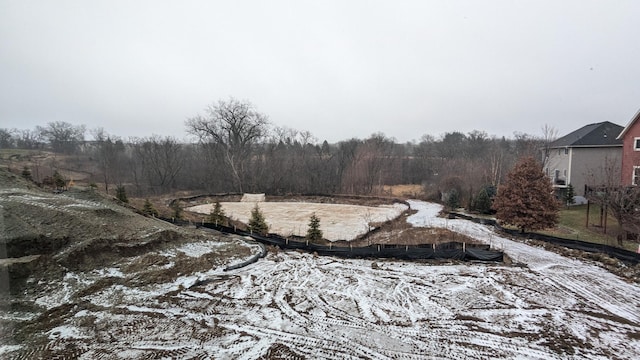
[90,267,124,278]
[35,272,92,309]
[573,195,588,205]
[48,325,88,339]
[0,345,22,356]
[175,242,219,258]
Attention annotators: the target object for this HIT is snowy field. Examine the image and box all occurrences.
[187,201,408,241]
[2,201,640,359]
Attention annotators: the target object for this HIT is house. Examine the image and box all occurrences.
[616,109,640,186]
[544,121,624,196]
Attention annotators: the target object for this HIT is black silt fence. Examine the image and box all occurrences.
[157,217,503,262]
[223,243,268,271]
[192,221,503,262]
[449,212,640,265]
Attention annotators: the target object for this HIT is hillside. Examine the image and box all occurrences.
[0,167,261,352]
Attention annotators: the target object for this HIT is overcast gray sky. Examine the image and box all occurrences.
[1,0,639,143]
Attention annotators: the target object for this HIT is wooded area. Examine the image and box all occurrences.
[0,118,543,205]
[0,100,546,207]
[2,99,639,245]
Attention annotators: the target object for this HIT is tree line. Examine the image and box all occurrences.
[1,98,545,205]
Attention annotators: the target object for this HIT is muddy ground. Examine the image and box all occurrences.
[0,199,638,359]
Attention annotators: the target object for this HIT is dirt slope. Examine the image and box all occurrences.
[0,168,256,290]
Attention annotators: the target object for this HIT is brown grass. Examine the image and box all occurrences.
[377,184,425,198]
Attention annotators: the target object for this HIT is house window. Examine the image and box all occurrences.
[564,147,569,155]
[633,166,640,186]
[634,137,640,151]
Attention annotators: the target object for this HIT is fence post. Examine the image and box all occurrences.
[463,242,466,253]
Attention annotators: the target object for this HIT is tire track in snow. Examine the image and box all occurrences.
[407,200,640,327]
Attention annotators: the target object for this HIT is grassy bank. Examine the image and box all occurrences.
[539,203,638,252]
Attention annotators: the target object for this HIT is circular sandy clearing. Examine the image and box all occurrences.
[186,202,408,241]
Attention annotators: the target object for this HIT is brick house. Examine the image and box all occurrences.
[616,109,640,186]
[544,121,624,196]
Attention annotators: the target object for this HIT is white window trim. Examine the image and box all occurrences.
[634,137,640,151]
[633,166,640,186]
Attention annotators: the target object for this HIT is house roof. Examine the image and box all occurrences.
[549,121,624,148]
[616,108,640,140]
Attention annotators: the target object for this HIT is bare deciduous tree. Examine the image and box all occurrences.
[186,98,270,193]
[0,128,14,149]
[606,187,640,244]
[541,124,558,167]
[37,121,85,154]
[132,135,185,193]
[585,156,640,244]
[92,128,125,194]
[15,129,43,149]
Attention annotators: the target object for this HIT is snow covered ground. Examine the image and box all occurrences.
[3,201,640,359]
[187,201,408,241]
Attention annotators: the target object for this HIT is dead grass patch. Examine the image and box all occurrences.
[377,184,425,198]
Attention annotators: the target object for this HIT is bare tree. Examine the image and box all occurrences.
[436,131,467,159]
[91,128,125,193]
[132,135,185,193]
[606,187,640,244]
[37,121,85,154]
[487,140,506,186]
[0,128,14,149]
[337,138,364,194]
[513,132,543,159]
[585,156,640,244]
[186,98,270,193]
[541,124,558,166]
[466,130,489,159]
[15,129,43,149]
[350,133,395,194]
